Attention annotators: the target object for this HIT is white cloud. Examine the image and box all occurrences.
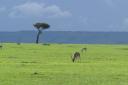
[9,2,72,18]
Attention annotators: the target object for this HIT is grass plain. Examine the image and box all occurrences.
[0,43,128,85]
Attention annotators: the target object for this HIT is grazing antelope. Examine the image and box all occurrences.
[71,52,80,62]
[0,45,3,49]
[81,47,87,53]
[17,42,21,45]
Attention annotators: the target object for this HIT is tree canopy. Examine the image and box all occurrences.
[33,22,50,30]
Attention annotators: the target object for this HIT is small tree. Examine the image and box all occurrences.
[33,22,50,44]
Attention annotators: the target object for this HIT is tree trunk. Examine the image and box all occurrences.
[36,30,42,44]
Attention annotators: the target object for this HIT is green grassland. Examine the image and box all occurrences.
[0,43,128,85]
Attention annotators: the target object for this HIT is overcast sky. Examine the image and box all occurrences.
[0,0,128,31]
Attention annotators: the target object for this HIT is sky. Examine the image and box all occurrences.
[0,0,128,31]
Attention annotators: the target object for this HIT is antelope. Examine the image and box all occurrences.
[0,45,3,49]
[81,47,87,53]
[71,52,80,62]
[17,42,21,45]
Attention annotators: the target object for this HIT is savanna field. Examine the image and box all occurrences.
[0,43,128,85]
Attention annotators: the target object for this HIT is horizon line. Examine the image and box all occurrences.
[1,30,128,32]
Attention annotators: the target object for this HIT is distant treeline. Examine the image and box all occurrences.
[0,31,128,44]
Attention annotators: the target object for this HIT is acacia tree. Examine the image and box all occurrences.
[33,22,50,44]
